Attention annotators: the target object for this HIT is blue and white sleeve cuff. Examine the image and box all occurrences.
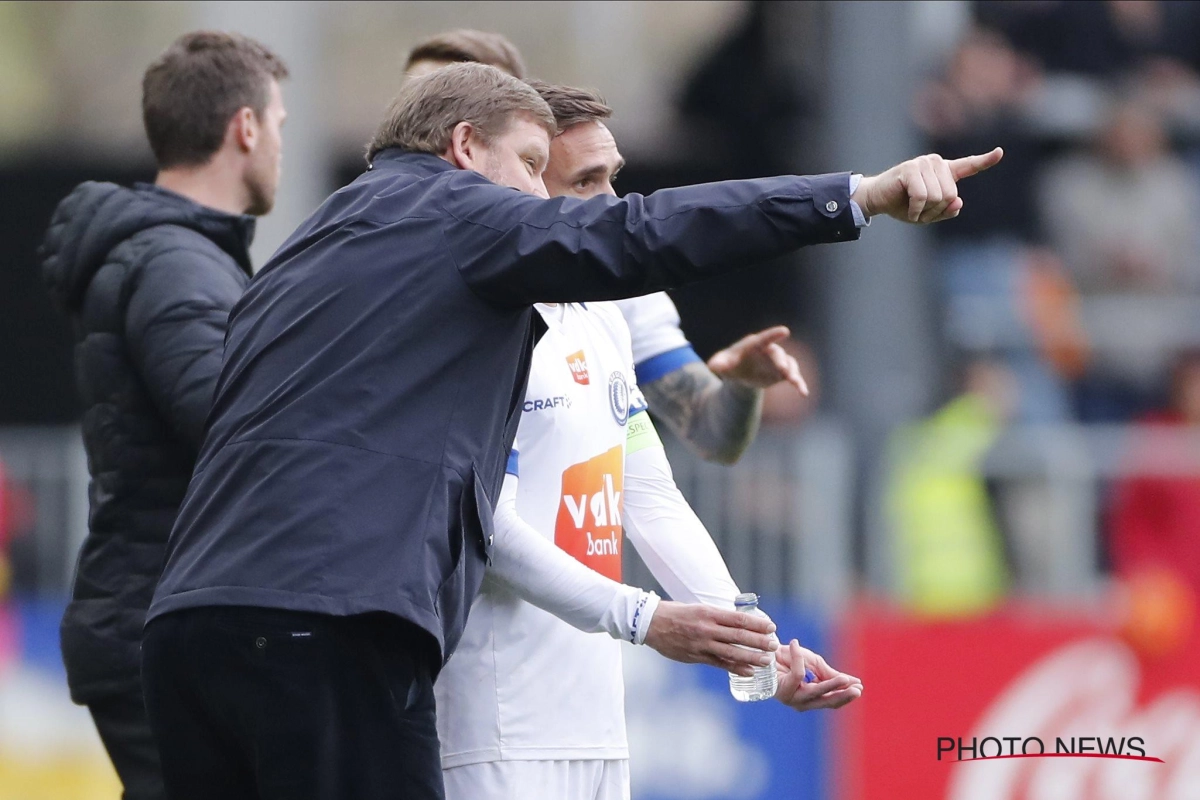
[635,345,703,386]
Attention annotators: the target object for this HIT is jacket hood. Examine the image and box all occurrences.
[39,181,256,312]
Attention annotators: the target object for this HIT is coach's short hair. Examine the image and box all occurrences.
[367,62,555,162]
[142,31,288,169]
[405,29,526,79]
[527,81,612,131]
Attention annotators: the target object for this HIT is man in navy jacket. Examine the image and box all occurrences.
[143,63,1000,800]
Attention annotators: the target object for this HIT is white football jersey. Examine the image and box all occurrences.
[436,302,647,768]
[612,292,702,385]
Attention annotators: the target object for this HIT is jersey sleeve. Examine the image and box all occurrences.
[613,293,702,385]
[489,474,659,644]
[622,428,742,609]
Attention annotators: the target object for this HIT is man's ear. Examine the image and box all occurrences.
[446,121,480,170]
[230,106,258,154]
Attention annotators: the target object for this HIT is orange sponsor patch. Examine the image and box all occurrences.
[566,350,590,385]
[555,445,623,580]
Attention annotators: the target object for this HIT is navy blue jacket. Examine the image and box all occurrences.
[149,150,858,665]
[39,182,253,702]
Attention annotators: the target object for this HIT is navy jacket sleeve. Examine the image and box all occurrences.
[438,170,860,306]
[123,242,243,451]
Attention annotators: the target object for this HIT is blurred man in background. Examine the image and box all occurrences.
[1110,348,1200,652]
[37,31,287,800]
[404,28,528,79]
[886,356,1017,618]
[406,30,809,466]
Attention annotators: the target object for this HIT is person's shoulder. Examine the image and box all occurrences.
[612,293,695,371]
[613,292,682,329]
[586,300,629,329]
[127,224,236,273]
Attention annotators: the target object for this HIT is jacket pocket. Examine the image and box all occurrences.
[436,465,493,659]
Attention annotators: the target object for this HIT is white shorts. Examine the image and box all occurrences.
[443,759,630,800]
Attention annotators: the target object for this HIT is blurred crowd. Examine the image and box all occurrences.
[889,0,1200,636]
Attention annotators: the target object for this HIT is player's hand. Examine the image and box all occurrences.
[774,639,862,711]
[644,601,779,676]
[851,147,1003,224]
[707,326,808,395]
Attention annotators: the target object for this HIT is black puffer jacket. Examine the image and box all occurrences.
[39,182,253,703]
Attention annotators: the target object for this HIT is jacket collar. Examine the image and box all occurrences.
[367,149,458,179]
[132,183,257,276]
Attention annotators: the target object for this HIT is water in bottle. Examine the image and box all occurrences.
[728,592,778,702]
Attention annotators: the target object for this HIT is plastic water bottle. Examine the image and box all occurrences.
[728,593,778,702]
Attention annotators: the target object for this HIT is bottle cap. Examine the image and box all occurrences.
[734,592,759,608]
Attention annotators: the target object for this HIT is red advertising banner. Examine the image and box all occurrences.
[838,600,1200,800]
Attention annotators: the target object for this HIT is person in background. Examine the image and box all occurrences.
[1039,95,1200,421]
[1110,349,1200,640]
[1039,96,1200,297]
[0,458,25,673]
[405,29,808,465]
[37,31,287,800]
[404,28,528,79]
[887,357,1017,617]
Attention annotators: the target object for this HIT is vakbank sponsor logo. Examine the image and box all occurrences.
[555,445,623,580]
[566,350,590,385]
[937,735,1158,763]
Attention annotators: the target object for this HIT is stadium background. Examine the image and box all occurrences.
[3,1,1200,797]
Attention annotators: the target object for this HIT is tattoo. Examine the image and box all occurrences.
[641,362,763,465]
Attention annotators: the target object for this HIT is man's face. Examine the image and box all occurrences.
[543,121,624,200]
[472,113,551,198]
[245,79,286,216]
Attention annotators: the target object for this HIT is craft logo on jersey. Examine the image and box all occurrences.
[566,350,590,385]
[555,444,623,581]
[608,371,630,425]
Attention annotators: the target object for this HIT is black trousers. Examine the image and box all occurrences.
[88,689,167,800]
[142,606,444,800]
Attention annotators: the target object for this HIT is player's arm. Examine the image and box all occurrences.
[487,469,776,676]
[621,409,742,607]
[641,326,806,465]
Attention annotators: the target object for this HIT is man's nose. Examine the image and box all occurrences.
[533,178,550,200]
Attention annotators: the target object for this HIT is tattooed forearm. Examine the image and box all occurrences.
[640,362,763,465]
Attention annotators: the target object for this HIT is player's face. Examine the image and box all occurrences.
[475,113,551,198]
[544,121,624,200]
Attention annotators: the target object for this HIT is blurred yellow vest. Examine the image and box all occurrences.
[887,394,1009,617]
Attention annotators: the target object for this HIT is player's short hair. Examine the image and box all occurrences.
[405,29,526,79]
[367,62,556,162]
[527,81,612,132]
[142,31,288,169]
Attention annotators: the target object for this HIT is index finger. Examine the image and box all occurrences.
[947,147,1003,180]
[768,346,808,395]
[710,607,776,634]
[737,325,791,351]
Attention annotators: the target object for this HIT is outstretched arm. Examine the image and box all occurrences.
[446,149,1001,306]
[642,325,806,464]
